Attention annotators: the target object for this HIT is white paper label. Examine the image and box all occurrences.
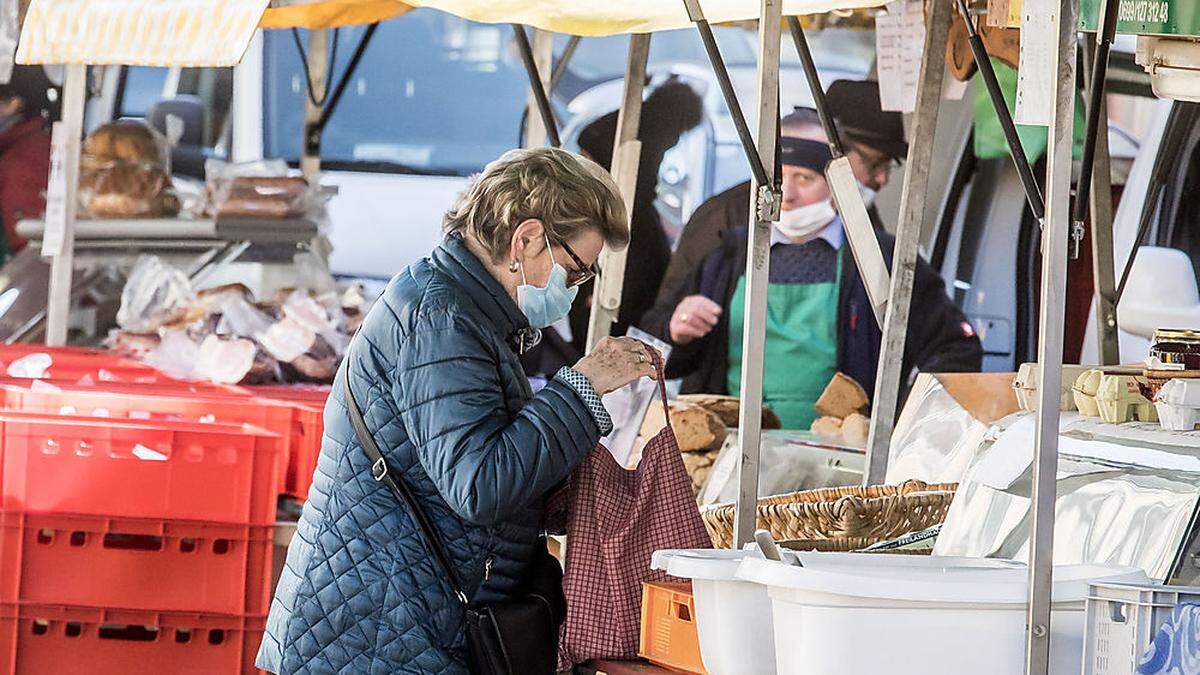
[875,0,925,113]
[1014,0,1057,126]
[41,121,68,257]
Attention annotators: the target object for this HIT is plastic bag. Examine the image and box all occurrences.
[205,159,313,219]
[117,256,195,332]
[79,121,180,218]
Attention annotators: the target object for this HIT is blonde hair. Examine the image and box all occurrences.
[444,147,629,262]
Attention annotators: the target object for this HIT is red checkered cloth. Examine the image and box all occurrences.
[556,352,712,668]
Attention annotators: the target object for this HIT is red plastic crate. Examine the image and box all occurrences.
[281,405,323,500]
[0,604,265,674]
[0,352,162,382]
[0,412,281,525]
[0,383,296,485]
[0,512,271,614]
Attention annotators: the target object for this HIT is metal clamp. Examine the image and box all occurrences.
[370,457,388,481]
[756,185,782,223]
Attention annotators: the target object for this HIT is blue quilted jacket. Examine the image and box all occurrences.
[258,234,602,674]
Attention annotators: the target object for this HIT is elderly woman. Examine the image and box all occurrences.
[258,147,655,674]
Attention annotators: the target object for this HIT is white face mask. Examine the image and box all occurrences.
[776,198,836,240]
[858,182,878,208]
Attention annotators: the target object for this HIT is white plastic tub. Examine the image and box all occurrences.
[652,548,796,675]
[1155,379,1200,431]
[736,554,1148,675]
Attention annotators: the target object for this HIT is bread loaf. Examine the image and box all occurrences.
[815,372,870,419]
[810,415,843,439]
[661,401,727,453]
[676,393,782,429]
[841,412,871,447]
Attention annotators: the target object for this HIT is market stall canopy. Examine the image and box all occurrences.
[15,0,408,67]
[403,0,888,36]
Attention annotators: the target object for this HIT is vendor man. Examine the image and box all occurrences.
[640,108,981,429]
[656,80,906,307]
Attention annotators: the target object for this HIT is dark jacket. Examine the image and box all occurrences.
[259,234,601,674]
[641,185,982,405]
[0,117,50,257]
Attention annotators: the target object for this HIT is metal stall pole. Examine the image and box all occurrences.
[514,25,559,148]
[861,0,953,486]
[1078,0,1121,365]
[585,35,650,351]
[549,35,581,94]
[1026,0,1078,672]
[734,0,782,548]
[45,64,87,346]
[299,28,331,180]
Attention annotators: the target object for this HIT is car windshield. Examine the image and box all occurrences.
[262,12,875,176]
[263,11,530,176]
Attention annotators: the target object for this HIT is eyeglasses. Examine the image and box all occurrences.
[849,144,900,175]
[558,240,601,288]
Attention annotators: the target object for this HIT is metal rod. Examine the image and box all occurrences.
[315,23,379,133]
[45,64,87,346]
[300,29,330,180]
[786,16,843,158]
[1026,0,1078,671]
[585,34,650,351]
[681,0,770,187]
[1073,0,1119,225]
[1116,109,1177,303]
[862,0,953,486]
[1082,40,1120,365]
[512,24,561,148]
[954,0,1045,221]
[732,0,782,548]
[549,34,581,94]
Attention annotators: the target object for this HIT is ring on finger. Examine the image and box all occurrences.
[680,313,690,323]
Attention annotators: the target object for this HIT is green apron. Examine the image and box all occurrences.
[726,250,841,429]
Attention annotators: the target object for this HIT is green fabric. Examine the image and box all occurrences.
[973,57,1086,162]
[726,251,841,430]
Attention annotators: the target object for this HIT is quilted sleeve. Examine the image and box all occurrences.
[394,316,600,526]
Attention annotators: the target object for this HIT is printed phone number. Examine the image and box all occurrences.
[1117,0,1169,23]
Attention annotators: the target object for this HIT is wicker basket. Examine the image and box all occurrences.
[700,480,958,549]
[779,538,933,555]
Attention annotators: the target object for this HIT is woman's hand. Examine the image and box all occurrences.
[573,337,658,395]
[669,295,722,345]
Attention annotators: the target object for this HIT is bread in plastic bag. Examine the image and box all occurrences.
[79,121,180,218]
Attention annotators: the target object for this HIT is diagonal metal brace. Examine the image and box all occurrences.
[512,24,562,148]
[954,0,1045,222]
[786,16,844,159]
[681,0,772,187]
[1072,0,1120,259]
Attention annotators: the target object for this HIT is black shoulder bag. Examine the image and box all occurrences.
[342,371,565,674]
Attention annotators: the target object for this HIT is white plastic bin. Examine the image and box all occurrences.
[652,548,796,675]
[1154,378,1200,431]
[737,554,1148,675]
[1083,582,1200,675]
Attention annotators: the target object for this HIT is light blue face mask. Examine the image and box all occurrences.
[517,235,580,329]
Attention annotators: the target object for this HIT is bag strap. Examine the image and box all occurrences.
[649,348,671,426]
[341,363,470,607]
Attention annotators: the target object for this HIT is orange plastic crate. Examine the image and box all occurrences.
[639,581,705,674]
[0,382,296,487]
[0,512,272,615]
[0,412,281,525]
[0,604,265,674]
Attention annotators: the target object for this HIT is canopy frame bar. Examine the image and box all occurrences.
[786,16,844,159]
[732,0,782,548]
[953,0,1045,221]
[585,34,651,350]
[861,0,953,485]
[45,65,87,346]
[549,34,582,94]
[513,24,562,148]
[1081,35,1120,364]
[682,0,771,188]
[306,22,380,162]
[1026,0,1079,669]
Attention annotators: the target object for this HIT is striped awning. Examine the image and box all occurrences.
[16,0,888,66]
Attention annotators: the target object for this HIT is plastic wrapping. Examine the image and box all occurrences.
[205,159,313,219]
[885,375,993,485]
[78,121,180,218]
[116,256,195,332]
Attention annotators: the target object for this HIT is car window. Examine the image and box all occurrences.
[263,11,529,176]
[118,67,168,118]
[553,27,757,87]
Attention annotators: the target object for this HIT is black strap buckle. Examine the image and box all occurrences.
[370,457,388,481]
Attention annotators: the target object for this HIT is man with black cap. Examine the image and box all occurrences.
[640,97,980,428]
